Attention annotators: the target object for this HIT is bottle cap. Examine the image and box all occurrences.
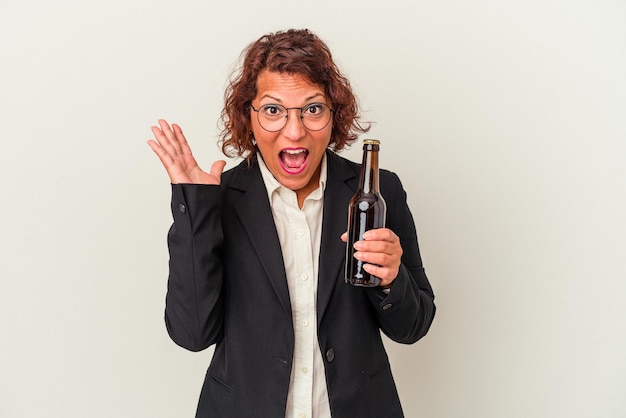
[363,139,380,145]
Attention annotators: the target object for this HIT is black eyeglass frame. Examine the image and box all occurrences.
[250,103,334,132]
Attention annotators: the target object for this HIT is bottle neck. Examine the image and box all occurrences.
[360,143,380,194]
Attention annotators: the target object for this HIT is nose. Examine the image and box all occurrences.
[281,109,307,141]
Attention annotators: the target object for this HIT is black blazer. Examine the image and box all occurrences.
[164,150,435,417]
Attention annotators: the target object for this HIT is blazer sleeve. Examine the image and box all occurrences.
[164,183,225,352]
[366,172,436,344]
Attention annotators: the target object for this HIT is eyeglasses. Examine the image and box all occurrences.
[250,103,334,132]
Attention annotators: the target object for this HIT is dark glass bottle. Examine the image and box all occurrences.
[345,139,387,287]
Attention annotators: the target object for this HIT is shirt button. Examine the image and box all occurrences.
[301,367,308,374]
[178,204,186,213]
[300,414,307,418]
[297,230,305,236]
[301,274,308,281]
[301,320,309,327]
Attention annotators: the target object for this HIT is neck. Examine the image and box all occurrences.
[295,164,322,208]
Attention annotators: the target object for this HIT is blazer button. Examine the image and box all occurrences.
[326,348,335,363]
[178,204,187,213]
[382,303,393,310]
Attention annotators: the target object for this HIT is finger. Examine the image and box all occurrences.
[362,263,397,286]
[172,123,194,157]
[353,240,402,274]
[354,250,394,268]
[340,232,347,242]
[147,139,173,166]
[158,119,184,156]
[209,160,227,181]
[147,140,179,182]
[362,228,399,243]
[151,124,180,159]
[354,239,400,256]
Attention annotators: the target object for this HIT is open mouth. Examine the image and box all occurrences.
[279,148,309,174]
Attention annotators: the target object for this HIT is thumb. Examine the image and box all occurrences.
[210,160,227,181]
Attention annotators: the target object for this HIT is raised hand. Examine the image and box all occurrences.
[341,228,403,288]
[148,119,226,185]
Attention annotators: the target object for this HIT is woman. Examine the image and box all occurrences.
[148,28,435,418]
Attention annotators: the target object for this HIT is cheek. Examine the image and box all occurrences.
[250,112,264,138]
[250,123,268,144]
[317,129,333,148]
[252,132,278,160]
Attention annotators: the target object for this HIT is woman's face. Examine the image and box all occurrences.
[250,70,332,203]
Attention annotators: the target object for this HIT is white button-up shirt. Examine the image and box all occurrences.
[258,154,332,418]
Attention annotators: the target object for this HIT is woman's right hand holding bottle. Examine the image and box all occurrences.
[148,119,226,185]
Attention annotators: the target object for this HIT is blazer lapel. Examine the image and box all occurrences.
[229,158,292,320]
[317,151,359,325]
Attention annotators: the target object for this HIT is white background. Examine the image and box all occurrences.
[1,0,625,417]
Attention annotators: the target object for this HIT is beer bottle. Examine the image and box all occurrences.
[345,139,387,287]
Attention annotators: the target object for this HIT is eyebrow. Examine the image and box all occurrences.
[258,93,326,103]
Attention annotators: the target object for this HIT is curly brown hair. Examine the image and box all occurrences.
[219,29,370,160]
